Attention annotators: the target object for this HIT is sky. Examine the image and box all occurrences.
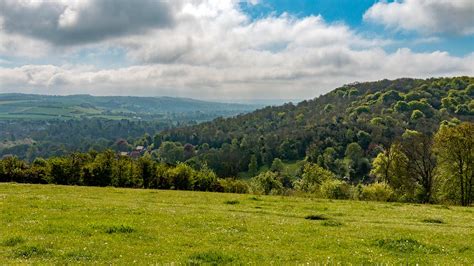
[0,0,473,101]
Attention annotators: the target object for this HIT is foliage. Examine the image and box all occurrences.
[156,77,473,180]
[435,122,474,206]
[250,171,283,195]
[319,179,351,199]
[360,182,395,202]
[217,178,249,194]
[294,163,337,193]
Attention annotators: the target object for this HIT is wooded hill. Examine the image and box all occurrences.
[155,77,474,179]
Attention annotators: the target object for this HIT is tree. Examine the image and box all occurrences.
[167,163,195,190]
[344,142,369,181]
[138,154,155,189]
[370,143,414,199]
[157,142,184,165]
[48,157,71,185]
[248,154,258,177]
[83,150,115,187]
[251,171,283,195]
[294,163,337,193]
[400,132,437,203]
[435,122,474,206]
[0,156,26,182]
[193,164,218,191]
[270,158,284,173]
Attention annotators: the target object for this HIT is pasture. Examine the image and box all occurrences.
[0,183,472,264]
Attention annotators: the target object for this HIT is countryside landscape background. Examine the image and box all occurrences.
[0,0,473,264]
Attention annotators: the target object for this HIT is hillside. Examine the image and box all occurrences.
[1,183,472,264]
[0,94,260,159]
[0,94,259,121]
[156,77,474,177]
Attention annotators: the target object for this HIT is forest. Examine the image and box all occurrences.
[1,77,473,206]
[0,94,259,159]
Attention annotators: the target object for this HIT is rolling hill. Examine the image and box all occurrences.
[0,94,259,121]
[157,77,474,177]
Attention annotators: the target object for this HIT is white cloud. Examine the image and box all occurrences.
[364,0,474,35]
[1,49,472,100]
[0,0,473,100]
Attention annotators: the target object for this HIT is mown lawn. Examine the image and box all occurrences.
[0,183,473,264]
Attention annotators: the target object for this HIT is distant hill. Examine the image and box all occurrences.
[0,94,259,121]
[0,94,260,159]
[157,77,474,177]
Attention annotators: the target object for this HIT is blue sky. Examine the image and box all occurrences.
[0,0,473,100]
[241,0,473,56]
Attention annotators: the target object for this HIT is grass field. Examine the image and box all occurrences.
[0,183,473,264]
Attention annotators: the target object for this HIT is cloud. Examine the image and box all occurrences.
[1,49,472,100]
[0,0,473,100]
[364,0,474,35]
[0,0,175,45]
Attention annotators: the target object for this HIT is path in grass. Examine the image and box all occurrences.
[0,183,473,264]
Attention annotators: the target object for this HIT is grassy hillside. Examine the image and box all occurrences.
[1,183,472,264]
[0,94,259,121]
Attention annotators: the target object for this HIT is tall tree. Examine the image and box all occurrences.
[248,154,258,177]
[400,132,437,203]
[435,122,474,206]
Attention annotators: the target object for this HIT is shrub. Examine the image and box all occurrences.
[360,182,395,202]
[166,163,195,190]
[217,178,249,194]
[193,165,218,191]
[294,163,337,193]
[320,179,351,199]
[250,171,283,195]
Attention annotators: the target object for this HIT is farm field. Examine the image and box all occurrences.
[0,183,473,264]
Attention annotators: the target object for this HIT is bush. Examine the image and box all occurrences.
[250,171,283,195]
[217,178,249,194]
[193,165,218,191]
[294,163,337,193]
[166,163,195,190]
[360,182,395,202]
[320,179,351,199]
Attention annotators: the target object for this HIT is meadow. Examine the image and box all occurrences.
[0,183,473,264]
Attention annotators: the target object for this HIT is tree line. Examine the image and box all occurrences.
[1,122,472,205]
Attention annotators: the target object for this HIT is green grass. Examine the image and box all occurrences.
[0,183,473,264]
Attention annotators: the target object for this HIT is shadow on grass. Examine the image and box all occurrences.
[64,249,95,262]
[422,218,444,224]
[2,236,25,247]
[14,245,52,259]
[305,214,328,221]
[375,238,440,254]
[104,225,135,234]
[321,220,343,227]
[188,251,236,265]
[224,200,239,205]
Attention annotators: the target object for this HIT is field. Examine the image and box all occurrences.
[0,184,473,264]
